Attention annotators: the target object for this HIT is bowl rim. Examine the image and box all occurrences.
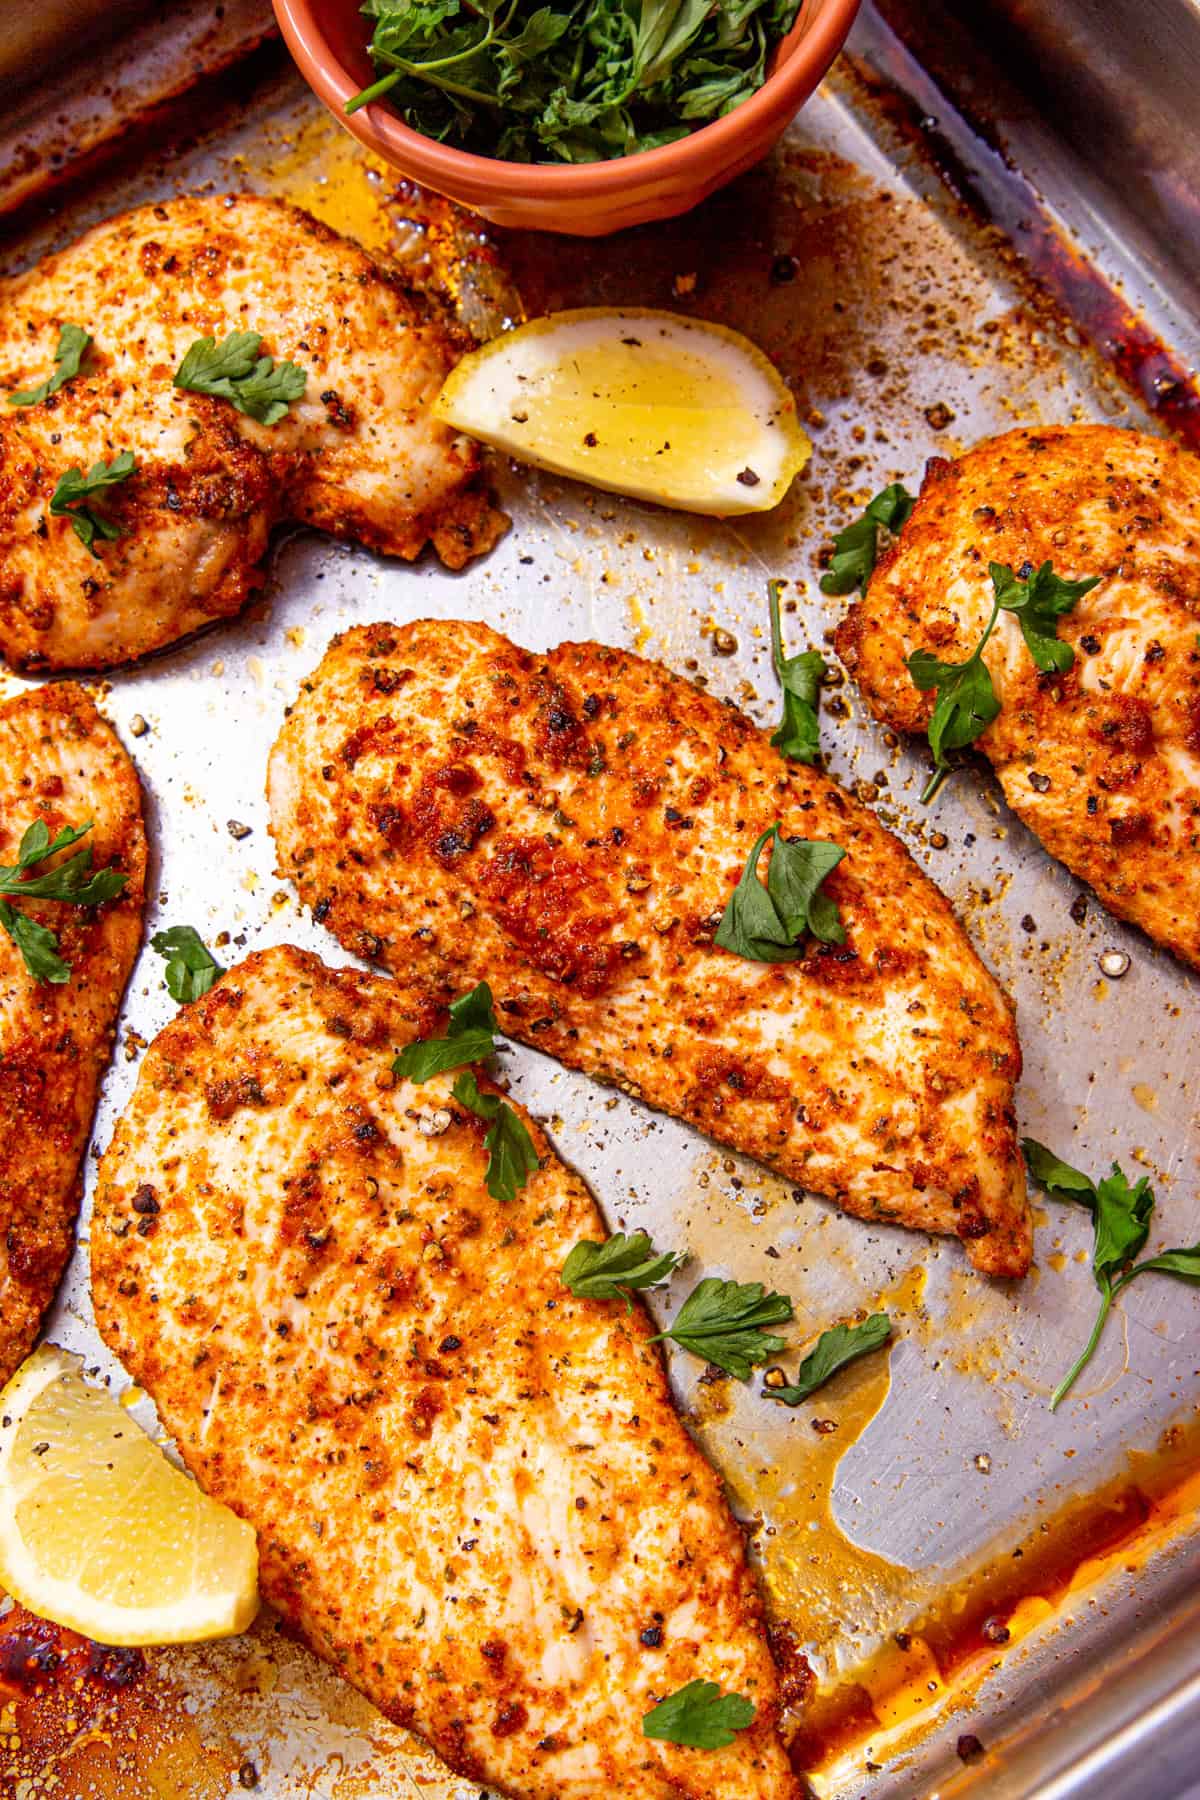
[273,0,861,195]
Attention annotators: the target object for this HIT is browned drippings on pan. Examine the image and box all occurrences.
[2,1415,1196,1792]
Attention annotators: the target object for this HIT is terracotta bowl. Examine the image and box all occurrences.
[272,0,861,235]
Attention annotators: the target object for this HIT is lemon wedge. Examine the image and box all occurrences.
[434,308,810,515]
[0,1345,258,1645]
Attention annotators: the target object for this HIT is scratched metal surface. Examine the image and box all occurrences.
[2,5,1199,1796]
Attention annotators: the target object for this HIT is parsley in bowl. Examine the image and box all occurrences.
[346,0,807,162]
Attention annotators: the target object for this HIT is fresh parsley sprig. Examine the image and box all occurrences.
[642,1679,756,1750]
[714,823,845,964]
[1122,1247,1200,1282]
[347,0,805,165]
[649,1277,792,1380]
[8,323,92,408]
[0,819,127,984]
[989,561,1100,672]
[1022,1139,1199,1409]
[174,331,307,426]
[819,482,915,596]
[151,926,223,1003]
[768,1313,892,1406]
[49,451,136,557]
[452,1068,539,1203]
[561,1231,684,1308]
[908,560,1100,803]
[394,981,500,1082]
[767,579,826,764]
[392,983,536,1200]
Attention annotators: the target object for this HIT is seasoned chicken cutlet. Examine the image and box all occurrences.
[835,425,1200,967]
[91,945,801,1800]
[0,683,144,1384]
[0,195,505,672]
[268,621,1029,1276]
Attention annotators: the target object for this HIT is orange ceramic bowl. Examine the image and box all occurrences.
[273,0,861,235]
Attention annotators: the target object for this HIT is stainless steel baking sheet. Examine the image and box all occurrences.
[2,4,1198,1795]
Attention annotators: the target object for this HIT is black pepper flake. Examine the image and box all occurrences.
[583,432,598,447]
[238,1762,260,1791]
[1028,770,1051,793]
[956,1734,985,1764]
[736,467,760,487]
[982,1616,1010,1645]
[639,1624,663,1647]
[131,1184,159,1215]
[770,253,797,284]
[87,1644,144,1688]
[439,1335,462,1353]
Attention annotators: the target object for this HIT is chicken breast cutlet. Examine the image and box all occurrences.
[91,945,801,1800]
[835,425,1200,968]
[267,621,1029,1276]
[0,195,506,672]
[0,683,144,1383]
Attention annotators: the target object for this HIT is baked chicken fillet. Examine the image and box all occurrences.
[0,194,506,672]
[91,945,800,1800]
[268,621,1029,1276]
[835,424,1200,968]
[0,683,144,1384]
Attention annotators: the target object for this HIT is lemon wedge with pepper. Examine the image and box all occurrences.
[0,1345,258,1645]
[434,308,810,515]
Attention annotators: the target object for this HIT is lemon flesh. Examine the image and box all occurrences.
[0,1346,258,1645]
[435,308,810,516]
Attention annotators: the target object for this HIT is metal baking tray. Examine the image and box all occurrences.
[2,3,1198,1795]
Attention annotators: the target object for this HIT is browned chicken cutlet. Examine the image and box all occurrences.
[835,424,1200,968]
[91,945,801,1800]
[0,683,144,1384]
[267,621,1030,1276]
[0,194,506,673]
